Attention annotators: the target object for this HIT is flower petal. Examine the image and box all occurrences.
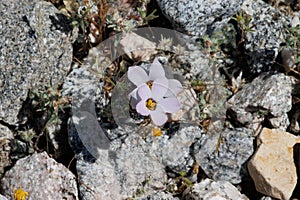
[165,79,183,97]
[158,97,180,113]
[149,105,168,126]
[149,58,165,80]
[151,81,168,101]
[128,66,149,86]
[137,83,151,100]
[136,100,150,116]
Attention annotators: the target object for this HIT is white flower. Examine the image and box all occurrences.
[127,58,183,126]
[136,83,180,126]
[128,58,182,106]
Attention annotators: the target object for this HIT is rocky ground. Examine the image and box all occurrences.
[0,0,300,199]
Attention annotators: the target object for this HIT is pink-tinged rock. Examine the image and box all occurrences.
[248,128,300,200]
[171,88,200,122]
[119,32,156,61]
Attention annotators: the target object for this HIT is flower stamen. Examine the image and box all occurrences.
[146,98,156,110]
[146,81,153,90]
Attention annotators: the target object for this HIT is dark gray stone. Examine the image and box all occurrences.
[68,110,206,198]
[138,191,179,200]
[150,125,203,174]
[194,128,254,184]
[0,0,72,125]
[227,73,292,132]
[68,120,166,199]
[156,0,245,36]
[241,0,291,74]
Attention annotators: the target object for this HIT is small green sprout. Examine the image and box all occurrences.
[232,11,256,33]
[232,10,256,47]
[285,25,300,64]
[137,7,159,24]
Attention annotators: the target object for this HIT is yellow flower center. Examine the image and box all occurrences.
[152,127,162,137]
[147,81,153,90]
[146,98,156,110]
[14,188,28,200]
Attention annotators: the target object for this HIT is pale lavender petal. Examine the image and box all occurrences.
[149,58,165,80]
[164,79,183,97]
[128,66,149,86]
[155,77,168,88]
[149,105,168,126]
[137,83,151,100]
[151,81,168,101]
[136,100,150,116]
[158,97,180,113]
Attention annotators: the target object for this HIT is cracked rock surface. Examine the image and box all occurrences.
[0,0,72,125]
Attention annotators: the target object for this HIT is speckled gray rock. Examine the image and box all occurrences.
[74,152,123,200]
[68,113,206,198]
[156,0,245,36]
[114,133,167,197]
[68,114,122,200]
[241,0,290,74]
[0,124,13,178]
[63,66,102,100]
[68,119,167,199]
[227,73,292,132]
[183,178,249,200]
[138,191,179,200]
[194,128,254,184]
[0,152,78,200]
[0,0,72,125]
[268,113,290,131]
[150,125,203,174]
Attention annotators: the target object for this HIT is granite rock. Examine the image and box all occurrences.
[0,0,73,125]
[156,0,245,36]
[114,133,167,197]
[240,0,290,74]
[68,119,167,199]
[150,125,203,174]
[227,73,292,132]
[62,66,102,107]
[248,128,300,200]
[68,107,206,198]
[0,124,13,178]
[267,113,290,131]
[0,152,78,200]
[138,191,179,200]
[194,128,254,184]
[183,178,249,200]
